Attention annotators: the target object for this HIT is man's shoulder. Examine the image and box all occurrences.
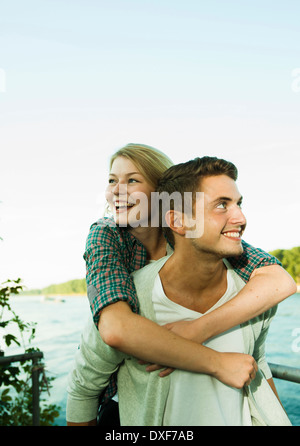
[132,255,171,282]
[223,259,246,289]
[130,256,172,320]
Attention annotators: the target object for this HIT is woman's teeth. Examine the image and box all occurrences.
[115,202,134,209]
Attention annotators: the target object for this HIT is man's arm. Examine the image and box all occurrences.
[67,419,97,426]
[67,308,258,427]
[66,317,126,426]
[99,301,258,389]
[267,378,282,403]
[252,307,287,411]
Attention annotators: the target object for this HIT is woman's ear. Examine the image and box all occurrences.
[165,210,186,236]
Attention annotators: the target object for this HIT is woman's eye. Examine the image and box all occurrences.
[108,177,140,184]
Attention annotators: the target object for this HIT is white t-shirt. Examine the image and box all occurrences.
[152,261,252,426]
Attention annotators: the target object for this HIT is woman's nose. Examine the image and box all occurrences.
[113,182,128,196]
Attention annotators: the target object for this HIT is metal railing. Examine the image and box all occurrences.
[269,363,300,384]
[0,351,44,426]
[0,354,299,426]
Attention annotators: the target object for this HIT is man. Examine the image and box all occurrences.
[67,156,291,426]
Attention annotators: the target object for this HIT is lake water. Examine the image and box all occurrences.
[4,293,300,426]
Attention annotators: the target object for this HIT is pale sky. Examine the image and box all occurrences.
[1,0,300,289]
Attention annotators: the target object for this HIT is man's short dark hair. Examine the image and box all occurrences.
[156,156,238,244]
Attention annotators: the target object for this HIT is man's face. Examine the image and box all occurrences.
[189,174,247,258]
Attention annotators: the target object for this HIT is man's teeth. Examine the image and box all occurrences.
[223,232,240,238]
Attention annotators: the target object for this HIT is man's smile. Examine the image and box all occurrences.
[221,228,244,241]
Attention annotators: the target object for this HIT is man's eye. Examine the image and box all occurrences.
[216,202,227,209]
[108,179,116,184]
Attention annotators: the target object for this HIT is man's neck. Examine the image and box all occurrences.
[159,249,228,314]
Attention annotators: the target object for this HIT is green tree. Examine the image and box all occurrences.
[0,279,60,425]
[42,278,87,295]
[270,246,300,283]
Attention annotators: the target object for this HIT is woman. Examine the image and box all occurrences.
[77,143,296,424]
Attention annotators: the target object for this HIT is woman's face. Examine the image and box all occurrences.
[105,156,156,228]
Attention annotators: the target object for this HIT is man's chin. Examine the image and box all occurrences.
[225,245,244,258]
[218,240,244,258]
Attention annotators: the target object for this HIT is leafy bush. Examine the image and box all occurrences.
[0,279,60,425]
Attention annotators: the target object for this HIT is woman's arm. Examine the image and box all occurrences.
[67,305,258,426]
[87,223,295,378]
[99,264,295,378]
[163,243,295,344]
[84,219,143,326]
[99,300,257,388]
[166,264,296,344]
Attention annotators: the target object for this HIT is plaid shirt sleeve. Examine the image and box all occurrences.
[83,218,148,404]
[84,218,141,327]
[228,240,282,282]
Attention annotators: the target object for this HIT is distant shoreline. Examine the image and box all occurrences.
[17,293,86,298]
[20,288,300,297]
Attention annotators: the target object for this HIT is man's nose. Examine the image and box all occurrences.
[230,205,247,226]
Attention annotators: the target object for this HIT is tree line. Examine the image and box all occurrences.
[42,278,87,295]
[269,246,300,284]
[21,245,300,296]
[21,278,87,296]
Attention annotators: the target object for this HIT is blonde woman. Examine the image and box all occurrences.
[79,143,295,424]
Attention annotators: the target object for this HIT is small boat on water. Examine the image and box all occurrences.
[40,295,66,303]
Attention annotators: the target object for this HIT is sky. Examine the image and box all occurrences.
[0,0,300,289]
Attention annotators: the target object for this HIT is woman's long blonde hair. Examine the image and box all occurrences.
[109,143,174,189]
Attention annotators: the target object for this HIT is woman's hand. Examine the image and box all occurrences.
[140,351,258,388]
[214,353,258,388]
[138,359,175,377]
[163,319,206,342]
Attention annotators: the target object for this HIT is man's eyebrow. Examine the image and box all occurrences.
[212,195,243,204]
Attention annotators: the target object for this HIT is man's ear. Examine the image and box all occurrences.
[165,210,186,236]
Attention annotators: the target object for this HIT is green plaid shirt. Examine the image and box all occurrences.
[83,217,281,403]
